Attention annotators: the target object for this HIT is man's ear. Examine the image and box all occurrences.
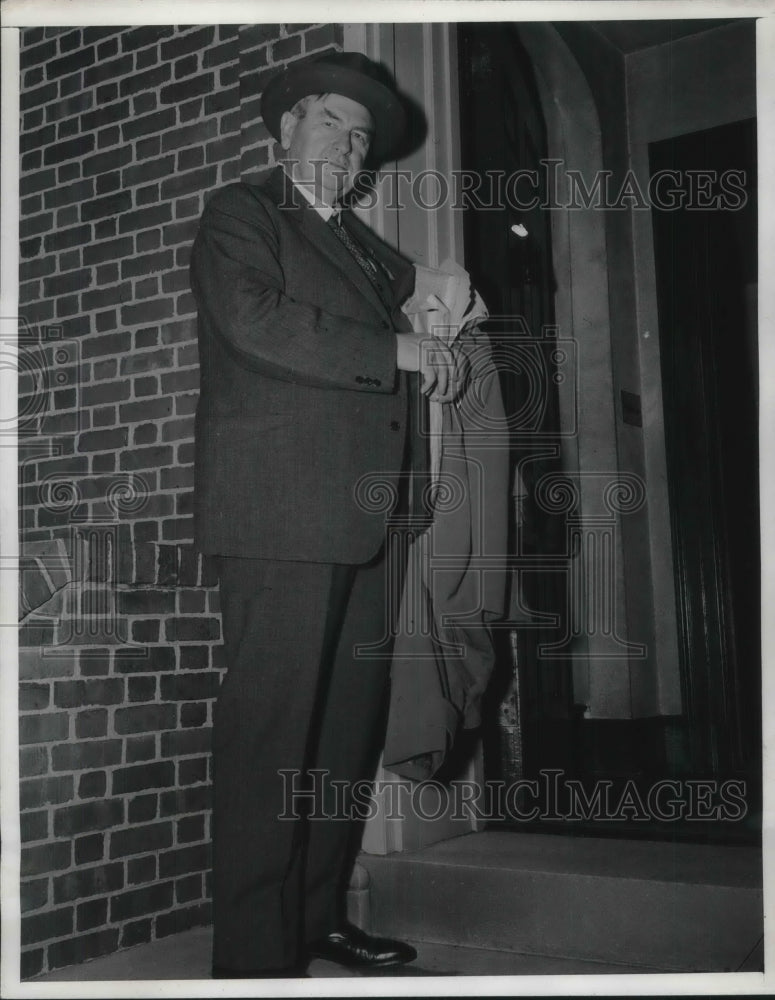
[279,111,297,150]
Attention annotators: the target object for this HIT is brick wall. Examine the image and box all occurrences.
[17,22,343,979]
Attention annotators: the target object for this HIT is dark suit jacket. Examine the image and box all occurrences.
[189,167,415,564]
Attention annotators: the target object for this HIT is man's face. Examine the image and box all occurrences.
[280,93,374,204]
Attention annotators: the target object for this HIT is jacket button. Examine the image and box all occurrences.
[373,378,381,387]
[390,420,400,431]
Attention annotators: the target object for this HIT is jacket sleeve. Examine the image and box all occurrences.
[189,184,399,393]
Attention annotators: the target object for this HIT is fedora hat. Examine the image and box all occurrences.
[261,51,406,163]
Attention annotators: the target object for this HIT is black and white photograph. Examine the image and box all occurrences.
[1,0,772,995]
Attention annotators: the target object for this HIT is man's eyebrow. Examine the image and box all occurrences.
[319,103,374,135]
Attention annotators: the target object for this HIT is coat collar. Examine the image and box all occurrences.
[262,167,412,322]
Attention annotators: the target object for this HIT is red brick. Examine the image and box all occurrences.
[127,674,157,702]
[21,167,58,196]
[96,170,121,196]
[97,36,119,59]
[134,84,158,112]
[78,770,107,798]
[160,728,212,759]
[178,645,209,671]
[120,64,172,97]
[120,348,174,376]
[156,901,211,939]
[175,871,203,902]
[43,268,93,297]
[178,757,208,785]
[46,45,96,80]
[48,929,120,971]
[80,332,132,362]
[127,792,158,822]
[20,210,55,238]
[121,250,174,280]
[114,705,177,737]
[158,842,209,879]
[52,740,122,773]
[121,108,176,143]
[20,746,49,777]
[304,24,343,52]
[21,82,58,113]
[20,810,49,842]
[82,141,133,177]
[205,85,238,117]
[121,918,152,948]
[21,878,49,913]
[162,217,199,247]
[161,368,199,393]
[77,427,128,453]
[44,134,95,166]
[127,854,157,884]
[21,906,74,945]
[44,223,92,254]
[114,645,176,673]
[20,775,74,810]
[126,735,157,763]
[83,235,133,265]
[81,191,132,223]
[120,445,174,471]
[122,154,176,189]
[22,841,72,877]
[54,798,124,837]
[165,617,219,643]
[174,54,198,79]
[53,861,125,906]
[110,820,173,859]
[19,682,51,711]
[21,37,58,70]
[240,24,281,47]
[19,713,69,745]
[160,671,219,702]
[74,834,105,865]
[161,165,217,201]
[160,72,214,106]
[118,204,173,237]
[204,37,238,68]
[121,25,174,52]
[84,54,133,89]
[53,677,124,708]
[74,708,108,739]
[110,881,174,922]
[20,949,45,980]
[76,897,109,931]
[180,702,207,729]
[161,119,218,154]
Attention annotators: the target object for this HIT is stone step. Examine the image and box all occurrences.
[359,830,763,973]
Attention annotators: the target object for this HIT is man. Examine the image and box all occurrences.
[189,52,461,978]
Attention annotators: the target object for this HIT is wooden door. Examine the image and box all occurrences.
[650,119,760,794]
[457,23,577,791]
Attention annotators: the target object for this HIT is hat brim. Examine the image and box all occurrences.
[261,61,406,163]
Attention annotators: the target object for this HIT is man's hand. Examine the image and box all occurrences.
[396,295,466,402]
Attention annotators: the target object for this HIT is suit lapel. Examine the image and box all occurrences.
[264,167,393,321]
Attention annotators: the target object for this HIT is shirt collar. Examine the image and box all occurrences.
[282,165,341,223]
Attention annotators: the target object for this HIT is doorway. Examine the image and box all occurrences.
[456,23,577,796]
[649,120,760,800]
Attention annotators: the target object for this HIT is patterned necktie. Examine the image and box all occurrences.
[327,213,380,283]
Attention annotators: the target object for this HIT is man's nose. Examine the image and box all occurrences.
[332,130,353,154]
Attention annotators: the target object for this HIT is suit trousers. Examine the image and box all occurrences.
[211,550,394,971]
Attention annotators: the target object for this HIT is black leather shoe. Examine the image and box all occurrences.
[308,923,417,968]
